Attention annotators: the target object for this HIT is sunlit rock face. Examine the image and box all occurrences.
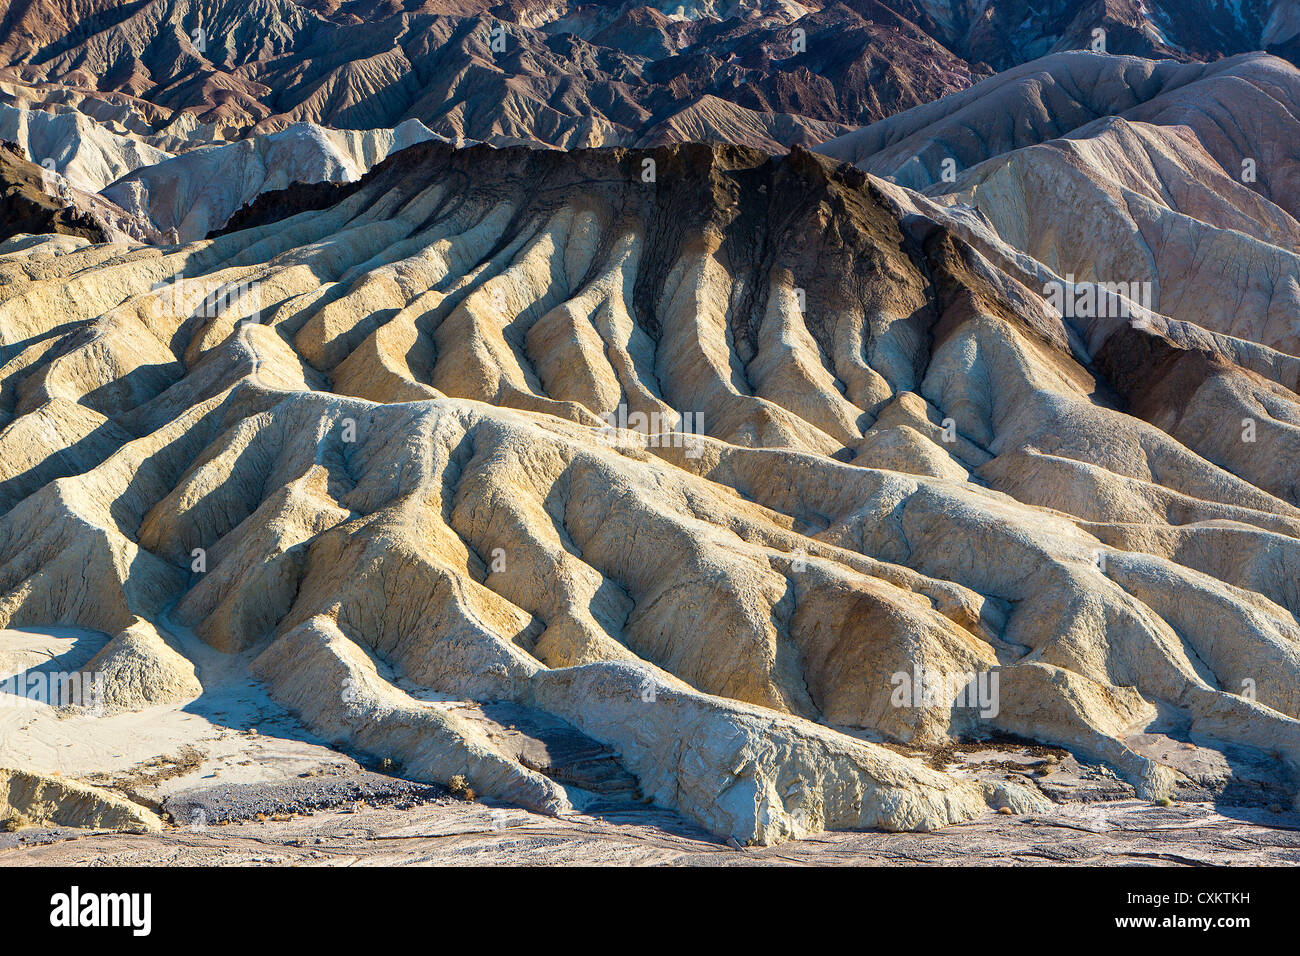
[6,59,1300,842]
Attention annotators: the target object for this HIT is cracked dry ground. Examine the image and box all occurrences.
[5,793,1300,866]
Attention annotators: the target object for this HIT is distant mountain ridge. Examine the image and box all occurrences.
[0,0,1293,153]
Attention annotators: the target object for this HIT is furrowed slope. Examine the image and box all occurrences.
[2,0,1299,160]
[4,137,1300,841]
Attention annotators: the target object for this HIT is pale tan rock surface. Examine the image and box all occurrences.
[0,768,162,832]
[3,115,1300,844]
[820,52,1300,352]
[100,119,445,241]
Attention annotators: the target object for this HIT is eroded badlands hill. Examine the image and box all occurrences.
[0,0,977,151]
[4,0,1294,157]
[5,124,1300,842]
[0,140,152,242]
